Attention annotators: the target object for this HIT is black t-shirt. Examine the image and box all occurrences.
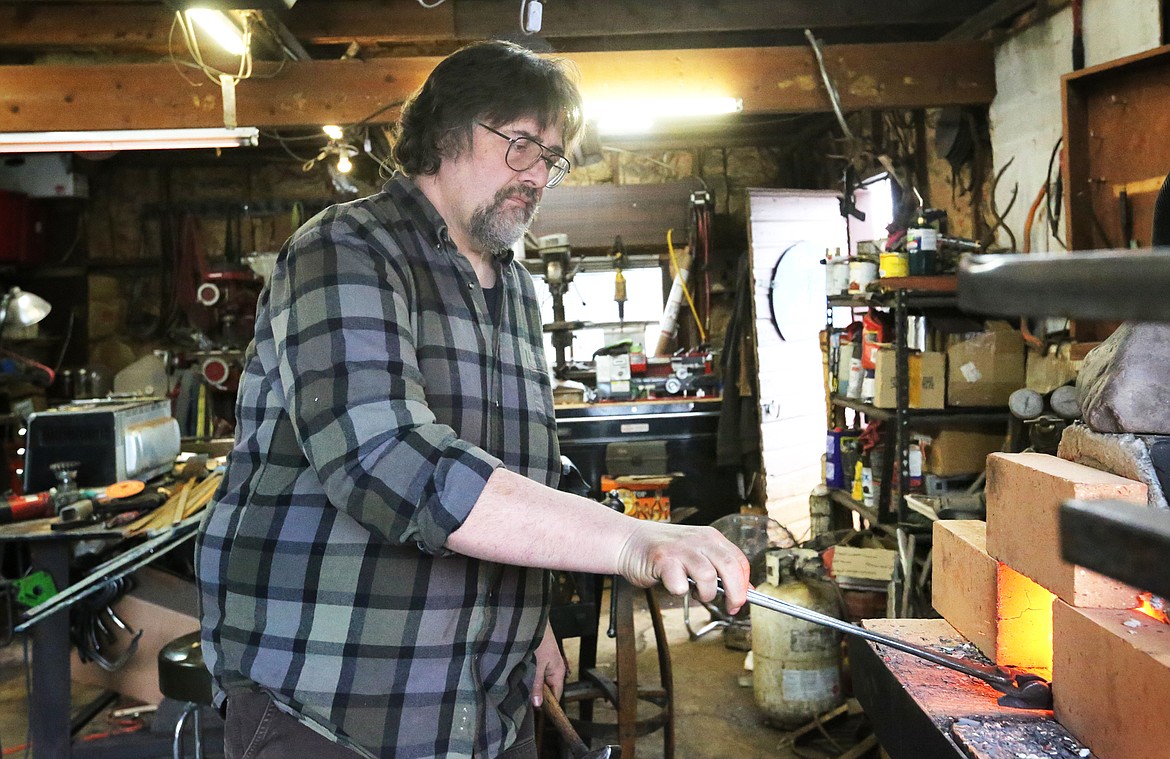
[483,285,502,328]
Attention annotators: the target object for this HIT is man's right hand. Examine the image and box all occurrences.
[447,468,751,614]
[615,522,750,614]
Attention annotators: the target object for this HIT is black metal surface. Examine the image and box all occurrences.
[958,248,1170,321]
[848,636,967,759]
[1060,498,1170,598]
[555,399,737,525]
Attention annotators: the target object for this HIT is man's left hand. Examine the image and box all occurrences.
[532,621,568,707]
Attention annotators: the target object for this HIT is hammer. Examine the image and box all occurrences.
[541,685,619,759]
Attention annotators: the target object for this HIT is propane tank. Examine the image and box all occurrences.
[752,549,844,727]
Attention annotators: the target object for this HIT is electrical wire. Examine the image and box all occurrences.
[666,228,706,344]
[804,28,854,142]
[173,10,254,85]
[416,0,446,7]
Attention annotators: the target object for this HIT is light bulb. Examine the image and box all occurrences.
[186,9,247,56]
[337,152,353,173]
[322,124,344,140]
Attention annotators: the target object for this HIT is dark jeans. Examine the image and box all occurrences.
[224,691,536,759]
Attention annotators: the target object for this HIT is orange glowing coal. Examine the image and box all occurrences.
[1134,593,1170,624]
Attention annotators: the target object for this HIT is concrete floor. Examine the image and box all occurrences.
[0,587,878,758]
[559,587,877,759]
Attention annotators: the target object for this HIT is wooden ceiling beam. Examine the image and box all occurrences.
[1,0,998,50]
[0,42,994,132]
[449,0,995,39]
[0,5,175,51]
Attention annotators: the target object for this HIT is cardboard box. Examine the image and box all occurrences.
[946,321,1025,407]
[828,546,897,582]
[1025,344,1081,394]
[872,348,946,409]
[918,427,1006,476]
[71,567,200,705]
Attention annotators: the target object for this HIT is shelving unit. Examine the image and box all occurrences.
[826,277,1010,526]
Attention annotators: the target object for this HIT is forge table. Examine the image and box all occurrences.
[850,618,1096,759]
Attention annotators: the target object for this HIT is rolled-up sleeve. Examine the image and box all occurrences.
[269,214,501,553]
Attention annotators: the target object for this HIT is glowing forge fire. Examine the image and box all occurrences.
[1134,593,1170,624]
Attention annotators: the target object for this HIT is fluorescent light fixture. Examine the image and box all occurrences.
[186,9,247,55]
[587,96,743,135]
[0,127,260,153]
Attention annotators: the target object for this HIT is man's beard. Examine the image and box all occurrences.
[467,184,540,252]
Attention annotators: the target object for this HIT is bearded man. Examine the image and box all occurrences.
[196,40,748,759]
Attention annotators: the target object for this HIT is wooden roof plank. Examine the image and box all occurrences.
[0,42,994,132]
[1,0,998,50]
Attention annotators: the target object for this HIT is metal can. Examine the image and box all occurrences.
[847,259,878,294]
[906,227,938,275]
[825,259,850,296]
[879,251,909,278]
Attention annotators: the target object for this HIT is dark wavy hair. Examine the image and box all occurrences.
[390,40,584,177]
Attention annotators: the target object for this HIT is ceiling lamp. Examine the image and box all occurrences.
[0,127,260,154]
[586,97,743,135]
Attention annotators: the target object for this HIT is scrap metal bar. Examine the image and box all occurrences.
[15,517,201,632]
[1061,499,1170,599]
[957,248,1170,321]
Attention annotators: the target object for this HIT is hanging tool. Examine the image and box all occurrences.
[541,685,618,759]
[1120,188,1138,248]
[610,236,627,329]
[708,581,1052,709]
[986,157,1019,252]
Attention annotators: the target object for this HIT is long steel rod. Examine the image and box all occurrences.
[743,587,1014,689]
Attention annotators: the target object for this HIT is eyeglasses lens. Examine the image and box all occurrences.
[506,137,569,188]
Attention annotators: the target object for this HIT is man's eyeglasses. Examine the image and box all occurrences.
[477,123,571,188]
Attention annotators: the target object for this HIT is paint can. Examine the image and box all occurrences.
[879,251,909,278]
[825,259,850,296]
[847,258,878,294]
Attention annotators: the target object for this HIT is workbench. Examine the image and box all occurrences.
[554,396,739,525]
[0,514,201,758]
[850,618,1094,759]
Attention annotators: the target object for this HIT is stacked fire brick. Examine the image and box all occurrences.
[932,452,1169,759]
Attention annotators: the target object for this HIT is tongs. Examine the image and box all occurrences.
[708,580,1053,709]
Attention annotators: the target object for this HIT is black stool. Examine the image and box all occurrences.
[158,631,213,759]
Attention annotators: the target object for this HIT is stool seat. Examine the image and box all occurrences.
[159,631,213,705]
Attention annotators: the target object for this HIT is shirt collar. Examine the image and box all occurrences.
[384,173,516,265]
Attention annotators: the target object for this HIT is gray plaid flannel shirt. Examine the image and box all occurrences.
[196,175,561,759]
